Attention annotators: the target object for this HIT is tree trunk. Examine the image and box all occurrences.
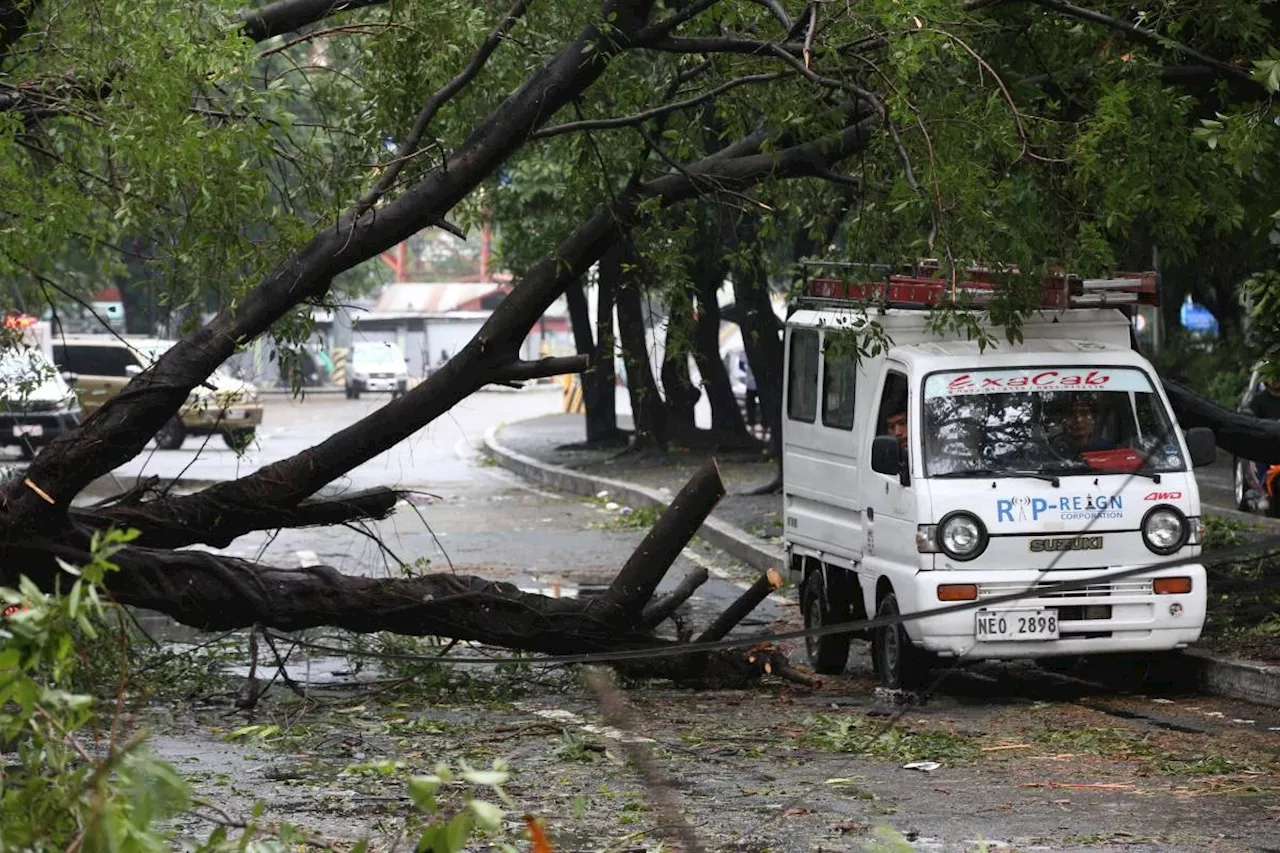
[730,227,784,460]
[616,245,668,450]
[586,246,622,444]
[690,265,747,435]
[565,277,594,358]
[660,298,699,426]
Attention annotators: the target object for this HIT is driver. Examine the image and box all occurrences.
[886,408,908,456]
[1052,394,1114,459]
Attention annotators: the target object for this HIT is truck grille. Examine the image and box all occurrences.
[976,579,1153,599]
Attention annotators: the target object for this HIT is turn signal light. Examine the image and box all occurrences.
[1153,576,1192,595]
[937,583,978,601]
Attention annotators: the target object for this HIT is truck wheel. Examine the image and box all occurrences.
[873,591,932,691]
[223,429,255,452]
[154,417,186,450]
[801,570,851,675]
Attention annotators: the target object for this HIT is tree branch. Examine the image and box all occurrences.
[531,72,788,139]
[753,0,792,31]
[5,0,660,524]
[0,0,42,60]
[121,112,877,529]
[75,486,404,550]
[352,0,530,217]
[1019,0,1260,88]
[487,355,589,383]
[236,0,388,43]
[643,35,805,57]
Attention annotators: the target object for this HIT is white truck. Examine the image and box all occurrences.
[782,264,1217,689]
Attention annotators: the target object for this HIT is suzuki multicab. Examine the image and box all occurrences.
[783,265,1216,688]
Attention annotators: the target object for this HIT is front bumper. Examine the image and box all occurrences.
[182,402,264,432]
[0,410,80,445]
[352,375,408,393]
[905,566,1206,659]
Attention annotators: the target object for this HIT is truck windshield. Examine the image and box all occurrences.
[922,367,1186,478]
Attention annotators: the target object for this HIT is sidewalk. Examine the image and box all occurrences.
[487,412,1280,708]
[487,412,785,573]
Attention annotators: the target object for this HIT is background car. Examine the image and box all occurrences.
[53,335,263,450]
[0,347,81,458]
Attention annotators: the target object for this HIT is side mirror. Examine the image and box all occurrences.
[124,364,143,377]
[871,435,902,477]
[61,371,77,386]
[1185,426,1216,468]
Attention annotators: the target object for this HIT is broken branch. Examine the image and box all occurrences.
[641,567,710,628]
[696,568,783,643]
[595,460,725,615]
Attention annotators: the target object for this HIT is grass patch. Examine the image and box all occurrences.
[802,713,980,764]
[1201,543,1280,661]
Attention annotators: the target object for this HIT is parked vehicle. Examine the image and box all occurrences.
[52,335,263,450]
[0,339,81,458]
[783,263,1216,689]
[346,341,409,399]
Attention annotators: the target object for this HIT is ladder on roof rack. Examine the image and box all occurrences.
[796,259,1158,311]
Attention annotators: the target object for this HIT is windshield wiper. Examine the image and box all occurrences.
[932,468,1061,486]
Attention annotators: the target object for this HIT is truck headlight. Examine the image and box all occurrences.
[1142,505,1188,555]
[937,511,988,561]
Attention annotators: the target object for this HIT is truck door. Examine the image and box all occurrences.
[861,366,918,577]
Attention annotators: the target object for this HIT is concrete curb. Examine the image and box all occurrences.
[485,418,1280,708]
[484,424,786,576]
[1186,648,1280,707]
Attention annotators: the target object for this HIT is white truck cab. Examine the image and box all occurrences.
[782,265,1217,689]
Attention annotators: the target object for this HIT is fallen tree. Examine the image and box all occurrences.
[2,0,1277,695]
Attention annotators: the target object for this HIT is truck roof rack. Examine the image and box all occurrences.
[797,261,1158,311]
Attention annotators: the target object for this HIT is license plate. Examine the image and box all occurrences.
[13,424,42,437]
[975,609,1059,641]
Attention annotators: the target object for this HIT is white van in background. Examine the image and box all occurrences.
[346,341,410,399]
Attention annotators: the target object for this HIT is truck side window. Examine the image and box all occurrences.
[821,341,856,430]
[876,370,909,436]
[787,329,819,423]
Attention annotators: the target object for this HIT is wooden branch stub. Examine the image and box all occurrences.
[596,459,724,617]
[696,567,783,643]
[641,566,710,628]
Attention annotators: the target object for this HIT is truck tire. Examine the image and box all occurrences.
[801,570,852,675]
[873,591,932,691]
[154,417,186,450]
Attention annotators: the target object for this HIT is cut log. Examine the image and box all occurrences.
[593,459,725,615]
[696,568,783,643]
[641,566,710,628]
